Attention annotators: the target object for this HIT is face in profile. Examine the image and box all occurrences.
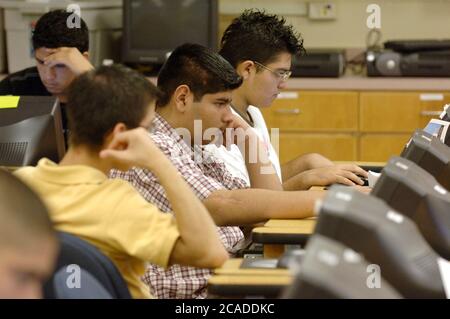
[247,52,292,108]
[190,91,234,145]
[34,47,77,100]
[0,237,58,299]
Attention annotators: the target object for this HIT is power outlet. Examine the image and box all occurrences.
[308,2,337,20]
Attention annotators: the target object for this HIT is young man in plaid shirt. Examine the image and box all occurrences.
[110,43,330,298]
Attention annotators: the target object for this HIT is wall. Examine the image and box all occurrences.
[219,0,450,49]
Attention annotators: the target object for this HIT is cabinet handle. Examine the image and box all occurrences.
[420,110,442,116]
[274,108,301,115]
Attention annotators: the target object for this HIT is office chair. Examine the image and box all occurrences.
[51,267,113,299]
[44,232,132,299]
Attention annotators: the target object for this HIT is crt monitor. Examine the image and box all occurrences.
[122,0,218,67]
[0,96,65,167]
[440,104,450,121]
[422,118,450,146]
[371,156,450,260]
[280,234,401,299]
[315,185,445,299]
[400,129,450,190]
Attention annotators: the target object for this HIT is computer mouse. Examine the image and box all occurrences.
[276,249,306,269]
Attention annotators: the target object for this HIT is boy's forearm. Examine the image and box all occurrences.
[282,153,334,181]
[205,188,325,226]
[148,162,225,259]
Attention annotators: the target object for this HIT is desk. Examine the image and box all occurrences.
[252,218,317,258]
[208,258,293,298]
[214,258,290,277]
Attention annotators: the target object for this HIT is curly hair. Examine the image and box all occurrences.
[32,10,89,53]
[220,9,305,67]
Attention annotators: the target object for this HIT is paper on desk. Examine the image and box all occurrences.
[438,257,450,299]
[0,96,20,109]
[368,170,381,188]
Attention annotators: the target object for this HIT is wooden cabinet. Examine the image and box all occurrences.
[359,92,450,161]
[278,133,358,163]
[359,134,411,162]
[261,91,359,164]
[262,90,450,164]
[360,92,450,133]
[262,91,358,131]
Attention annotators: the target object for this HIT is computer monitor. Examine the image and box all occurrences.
[400,129,450,190]
[122,0,218,68]
[314,185,445,298]
[371,156,450,260]
[422,118,450,146]
[0,96,65,166]
[439,104,450,121]
[280,234,401,299]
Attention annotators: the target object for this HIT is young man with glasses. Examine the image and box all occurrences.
[213,10,368,190]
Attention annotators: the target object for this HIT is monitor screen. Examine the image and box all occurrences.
[122,0,218,65]
[423,118,449,143]
[0,96,65,167]
[315,185,445,298]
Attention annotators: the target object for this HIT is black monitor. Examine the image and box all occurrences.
[280,234,401,299]
[315,185,445,298]
[401,129,450,190]
[122,0,218,68]
[372,156,450,260]
[0,96,65,166]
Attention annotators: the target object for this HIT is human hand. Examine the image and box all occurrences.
[223,114,258,150]
[99,128,169,172]
[302,164,368,188]
[43,47,94,75]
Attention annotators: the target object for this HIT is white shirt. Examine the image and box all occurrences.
[204,105,282,186]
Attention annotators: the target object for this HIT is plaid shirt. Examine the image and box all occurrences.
[109,114,248,299]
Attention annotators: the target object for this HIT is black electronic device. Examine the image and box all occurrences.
[315,185,446,298]
[0,96,65,166]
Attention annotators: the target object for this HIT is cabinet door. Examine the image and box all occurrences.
[262,91,358,132]
[360,92,450,133]
[359,134,411,162]
[277,133,357,164]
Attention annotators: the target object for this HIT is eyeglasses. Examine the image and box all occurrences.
[253,61,292,81]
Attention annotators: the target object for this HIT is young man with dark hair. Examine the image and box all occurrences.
[217,9,368,190]
[0,170,58,299]
[0,9,92,100]
[0,9,94,142]
[111,43,328,299]
[14,64,228,299]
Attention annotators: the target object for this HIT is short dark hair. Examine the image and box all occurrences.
[32,10,89,53]
[157,43,243,107]
[0,169,55,247]
[66,64,161,149]
[219,9,305,67]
